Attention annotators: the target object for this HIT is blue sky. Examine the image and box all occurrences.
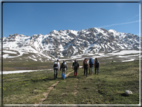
[3,2,139,37]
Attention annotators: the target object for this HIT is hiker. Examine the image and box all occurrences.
[89,58,94,75]
[53,60,60,79]
[83,58,86,75]
[94,58,100,75]
[83,58,90,77]
[72,59,79,77]
[60,61,68,78]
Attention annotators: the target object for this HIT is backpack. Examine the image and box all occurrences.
[89,58,94,65]
[54,62,58,67]
[84,60,88,68]
[62,62,66,68]
[95,60,99,67]
[74,62,78,69]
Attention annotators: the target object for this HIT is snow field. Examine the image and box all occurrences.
[2,69,52,75]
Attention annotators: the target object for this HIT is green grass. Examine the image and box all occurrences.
[3,69,73,104]
[43,60,139,104]
[2,60,139,104]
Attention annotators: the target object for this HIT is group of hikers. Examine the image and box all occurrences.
[53,58,100,79]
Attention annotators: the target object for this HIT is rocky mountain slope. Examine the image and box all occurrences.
[1,27,141,60]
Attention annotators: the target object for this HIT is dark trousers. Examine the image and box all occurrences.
[84,68,88,77]
[54,68,58,79]
[95,67,99,74]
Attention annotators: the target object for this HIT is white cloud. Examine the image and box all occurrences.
[128,15,139,21]
[97,20,140,28]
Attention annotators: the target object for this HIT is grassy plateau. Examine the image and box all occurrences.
[2,60,140,105]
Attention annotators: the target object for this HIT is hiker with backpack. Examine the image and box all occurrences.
[53,60,60,79]
[94,58,100,75]
[83,58,90,77]
[60,60,68,79]
[89,58,94,75]
[72,60,79,77]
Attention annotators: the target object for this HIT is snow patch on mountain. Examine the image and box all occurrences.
[122,59,135,62]
[108,50,140,55]
[28,56,37,61]
[3,51,17,54]
[3,54,9,58]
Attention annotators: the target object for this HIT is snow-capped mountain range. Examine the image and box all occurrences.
[1,27,141,61]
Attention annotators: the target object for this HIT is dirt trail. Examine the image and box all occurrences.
[35,70,74,106]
